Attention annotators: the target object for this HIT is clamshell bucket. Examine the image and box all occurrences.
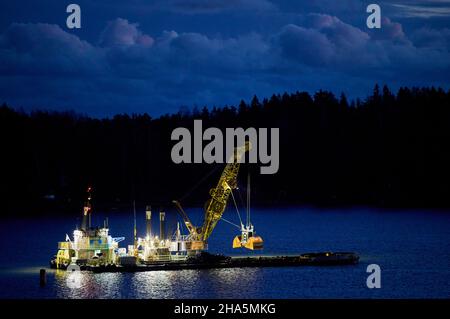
[233,234,264,250]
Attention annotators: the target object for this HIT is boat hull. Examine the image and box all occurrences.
[86,252,359,273]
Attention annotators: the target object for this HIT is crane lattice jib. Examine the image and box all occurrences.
[201,142,251,241]
[172,200,200,240]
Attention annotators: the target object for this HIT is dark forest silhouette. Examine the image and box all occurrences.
[2,85,450,215]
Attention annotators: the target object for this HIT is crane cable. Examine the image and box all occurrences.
[247,171,251,228]
[219,216,240,229]
[177,165,222,228]
[230,189,243,227]
[179,165,221,202]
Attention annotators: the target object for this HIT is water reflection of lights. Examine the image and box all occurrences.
[199,268,263,298]
[131,270,203,299]
[52,268,262,299]
[55,270,122,299]
[55,269,88,298]
[95,273,123,298]
[132,271,173,298]
[131,268,263,298]
[66,271,82,289]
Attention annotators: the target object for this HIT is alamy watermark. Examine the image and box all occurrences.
[367,4,381,29]
[366,264,381,289]
[171,120,279,175]
[66,4,81,29]
[64,3,381,30]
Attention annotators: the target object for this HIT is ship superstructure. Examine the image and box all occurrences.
[128,207,188,263]
[51,187,124,269]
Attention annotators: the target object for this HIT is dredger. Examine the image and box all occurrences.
[51,142,265,269]
[50,142,359,271]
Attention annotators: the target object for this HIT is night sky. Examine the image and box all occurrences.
[0,0,449,117]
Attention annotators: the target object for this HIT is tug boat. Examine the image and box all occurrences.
[50,187,125,269]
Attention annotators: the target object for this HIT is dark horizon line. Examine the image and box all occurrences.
[3,84,449,121]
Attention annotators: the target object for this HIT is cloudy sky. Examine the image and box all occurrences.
[0,0,449,117]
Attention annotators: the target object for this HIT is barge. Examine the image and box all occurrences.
[88,252,360,273]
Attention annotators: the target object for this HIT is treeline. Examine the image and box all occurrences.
[1,85,450,215]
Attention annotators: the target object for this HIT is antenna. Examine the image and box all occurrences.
[133,200,137,248]
[88,187,92,228]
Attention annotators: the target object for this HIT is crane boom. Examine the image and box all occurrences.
[172,200,200,240]
[172,142,251,250]
[200,142,251,241]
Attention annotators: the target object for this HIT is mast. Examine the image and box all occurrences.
[145,205,152,238]
[133,200,137,249]
[81,186,93,231]
[159,209,166,240]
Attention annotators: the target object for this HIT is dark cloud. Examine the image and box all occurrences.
[277,24,335,66]
[369,17,408,43]
[388,0,450,18]
[410,26,450,49]
[0,10,449,117]
[99,18,154,47]
[277,14,385,70]
[0,23,103,77]
[162,0,277,14]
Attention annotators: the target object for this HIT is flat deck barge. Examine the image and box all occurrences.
[87,252,359,273]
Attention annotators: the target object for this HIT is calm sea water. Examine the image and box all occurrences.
[0,207,449,299]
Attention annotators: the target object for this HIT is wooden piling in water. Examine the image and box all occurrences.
[39,269,46,286]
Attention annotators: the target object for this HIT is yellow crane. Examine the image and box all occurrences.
[173,141,262,251]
